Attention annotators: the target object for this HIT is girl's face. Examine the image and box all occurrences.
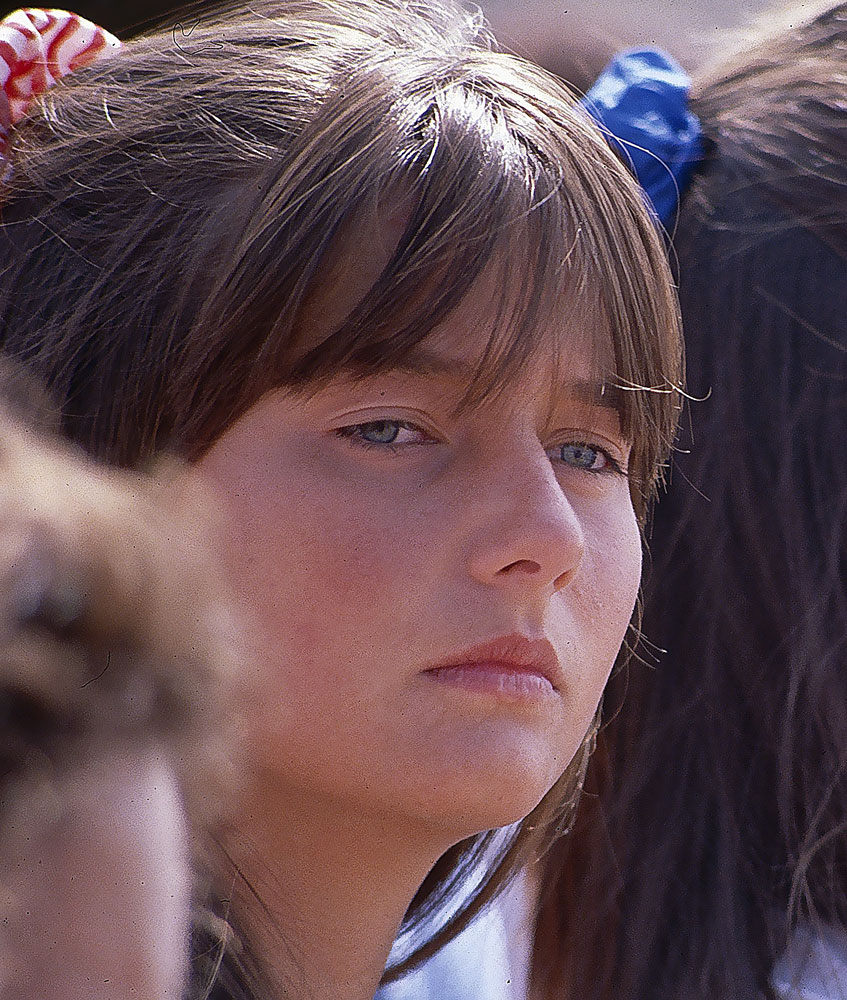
[195,271,642,837]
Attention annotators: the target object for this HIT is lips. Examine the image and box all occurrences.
[422,633,562,692]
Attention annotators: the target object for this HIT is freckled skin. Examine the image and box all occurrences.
[196,293,642,838]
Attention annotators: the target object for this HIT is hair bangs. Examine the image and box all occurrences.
[279,72,560,386]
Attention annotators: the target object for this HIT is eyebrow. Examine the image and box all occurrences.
[375,346,625,413]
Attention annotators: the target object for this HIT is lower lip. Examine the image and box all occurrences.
[423,662,557,701]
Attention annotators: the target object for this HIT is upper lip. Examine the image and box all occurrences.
[423,634,562,691]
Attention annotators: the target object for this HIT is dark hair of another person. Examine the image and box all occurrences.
[0,1,682,995]
[533,3,847,998]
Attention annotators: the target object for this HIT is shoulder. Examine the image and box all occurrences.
[772,923,847,999]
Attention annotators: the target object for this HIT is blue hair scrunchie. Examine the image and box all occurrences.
[579,48,703,228]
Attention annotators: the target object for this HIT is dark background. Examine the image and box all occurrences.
[0,1,214,35]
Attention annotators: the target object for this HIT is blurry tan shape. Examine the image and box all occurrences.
[0,390,244,999]
[480,0,776,88]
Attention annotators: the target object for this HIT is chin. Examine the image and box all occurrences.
[391,723,573,838]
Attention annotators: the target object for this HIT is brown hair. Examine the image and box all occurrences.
[0,0,681,992]
[534,4,847,998]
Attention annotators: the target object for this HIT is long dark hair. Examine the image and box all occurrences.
[0,0,682,995]
[534,4,847,998]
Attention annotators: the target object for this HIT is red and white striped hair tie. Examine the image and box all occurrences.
[0,8,121,165]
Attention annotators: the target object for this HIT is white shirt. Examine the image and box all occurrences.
[772,923,847,999]
[376,873,534,1000]
[380,885,847,1000]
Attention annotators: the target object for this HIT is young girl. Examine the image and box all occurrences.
[0,2,682,997]
[526,4,847,999]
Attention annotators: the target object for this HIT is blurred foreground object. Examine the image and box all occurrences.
[0,368,242,999]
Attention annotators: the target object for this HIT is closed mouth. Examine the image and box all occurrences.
[422,633,562,692]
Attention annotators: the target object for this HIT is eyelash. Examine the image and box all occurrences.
[337,419,626,476]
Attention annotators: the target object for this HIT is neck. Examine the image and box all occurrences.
[215,780,455,1000]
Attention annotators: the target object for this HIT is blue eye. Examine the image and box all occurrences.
[551,442,620,474]
[561,443,602,469]
[337,419,431,449]
[356,420,402,444]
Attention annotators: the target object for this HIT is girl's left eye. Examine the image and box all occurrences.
[548,442,623,475]
[337,419,431,448]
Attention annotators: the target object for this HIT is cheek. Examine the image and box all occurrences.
[568,499,642,689]
[599,504,643,623]
[220,471,434,661]
[586,500,642,631]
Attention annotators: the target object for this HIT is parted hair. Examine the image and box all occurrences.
[0,0,682,994]
[534,3,847,998]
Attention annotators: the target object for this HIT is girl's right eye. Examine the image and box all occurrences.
[336,419,432,449]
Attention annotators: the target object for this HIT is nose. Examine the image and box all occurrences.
[467,444,585,595]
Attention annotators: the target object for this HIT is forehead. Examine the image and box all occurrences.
[299,201,611,347]
[402,251,618,408]
[287,182,623,421]
[292,194,412,360]
[431,265,608,361]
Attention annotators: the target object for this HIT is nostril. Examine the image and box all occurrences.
[498,559,543,576]
[552,568,577,591]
